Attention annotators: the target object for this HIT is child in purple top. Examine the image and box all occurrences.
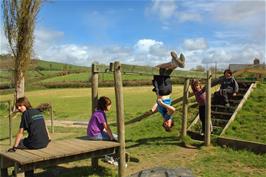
[191,80,207,135]
[87,96,116,141]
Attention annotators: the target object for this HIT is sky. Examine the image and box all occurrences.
[1,0,265,70]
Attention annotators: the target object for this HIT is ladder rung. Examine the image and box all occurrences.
[211,111,233,116]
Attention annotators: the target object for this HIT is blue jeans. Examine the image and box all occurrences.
[89,132,118,141]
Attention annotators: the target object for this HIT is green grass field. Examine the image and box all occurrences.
[0,84,266,177]
[225,83,266,144]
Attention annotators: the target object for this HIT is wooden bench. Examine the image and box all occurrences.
[0,138,120,177]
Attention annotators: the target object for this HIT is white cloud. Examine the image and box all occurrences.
[213,1,265,44]
[177,12,202,23]
[1,25,264,70]
[183,38,208,51]
[214,1,265,24]
[0,26,11,54]
[149,0,177,20]
[32,29,171,67]
[214,31,246,39]
[134,39,164,53]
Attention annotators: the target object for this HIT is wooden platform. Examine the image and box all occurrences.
[0,138,120,177]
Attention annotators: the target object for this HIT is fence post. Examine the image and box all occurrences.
[181,78,190,137]
[113,61,126,177]
[205,70,212,146]
[8,100,12,146]
[91,64,99,168]
[50,103,54,133]
[91,64,99,113]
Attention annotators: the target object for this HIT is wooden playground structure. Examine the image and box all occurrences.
[1,60,265,177]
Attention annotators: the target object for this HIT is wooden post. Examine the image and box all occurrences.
[91,158,99,168]
[181,79,190,137]
[91,64,99,113]
[8,100,12,146]
[91,64,99,167]
[0,155,8,177]
[205,70,211,146]
[13,162,18,177]
[113,61,125,177]
[50,103,54,133]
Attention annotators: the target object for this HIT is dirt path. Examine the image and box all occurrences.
[46,120,88,128]
[125,146,199,176]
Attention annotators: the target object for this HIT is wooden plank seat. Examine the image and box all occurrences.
[0,138,120,177]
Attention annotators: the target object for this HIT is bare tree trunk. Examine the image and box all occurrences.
[13,72,24,110]
[3,0,41,107]
[15,75,25,99]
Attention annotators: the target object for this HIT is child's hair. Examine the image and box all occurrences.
[191,79,201,89]
[224,69,232,76]
[162,121,174,132]
[16,97,32,109]
[96,96,112,111]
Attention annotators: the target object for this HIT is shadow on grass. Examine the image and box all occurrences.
[0,137,11,141]
[125,135,205,150]
[36,165,115,177]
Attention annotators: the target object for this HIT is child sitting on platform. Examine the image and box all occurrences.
[87,96,117,141]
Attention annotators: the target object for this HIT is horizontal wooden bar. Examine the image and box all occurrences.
[108,62,207,79]
[217,136,266,154]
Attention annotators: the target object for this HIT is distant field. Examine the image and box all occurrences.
[0,85,184,141]
[1,55,210,89]
[0,85,183,120]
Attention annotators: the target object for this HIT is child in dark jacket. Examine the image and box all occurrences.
[8,97,50,152]
[212,69,239,107]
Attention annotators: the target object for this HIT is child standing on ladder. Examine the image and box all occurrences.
[151,51,185,132]
[191,80,213,135]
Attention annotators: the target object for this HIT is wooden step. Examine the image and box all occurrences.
[212,113,232,120]
[238,83,252,89]
[232,95,244,100]
[228,99,241,104]
[211,111,233,116]
[212,126,223,135]
[212,118,228,127]
[211,105,235,112]
[238,88,248,92]
[238,89,249,94]
[236,80,255,84]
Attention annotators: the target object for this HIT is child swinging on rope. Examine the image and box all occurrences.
[151,51,185,132]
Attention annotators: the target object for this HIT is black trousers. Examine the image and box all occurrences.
[199,105,205,132]
[152,75,172,96]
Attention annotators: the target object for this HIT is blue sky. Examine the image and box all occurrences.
[1,0,265,69]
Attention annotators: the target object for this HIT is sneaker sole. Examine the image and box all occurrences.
[171,51,185,68]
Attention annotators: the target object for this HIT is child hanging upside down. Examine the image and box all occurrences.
[151,51,185,132]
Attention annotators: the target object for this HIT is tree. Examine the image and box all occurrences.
[2,0,41,104]
[192,65,205,72]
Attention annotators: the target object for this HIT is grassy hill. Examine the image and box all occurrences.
[0,54,208,91]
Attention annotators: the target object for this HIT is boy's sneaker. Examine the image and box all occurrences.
[104,155,117,166]
[171,51,185,68]
[225,103,230,108]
